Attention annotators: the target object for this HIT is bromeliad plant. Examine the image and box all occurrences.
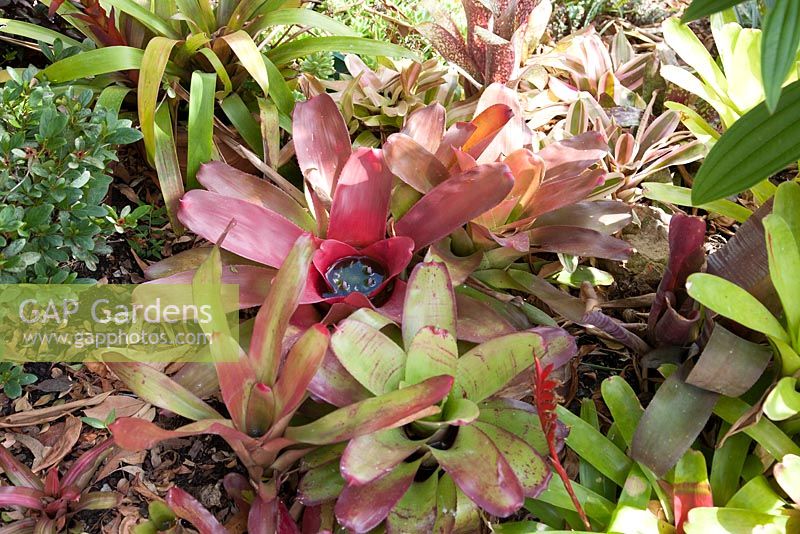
[108,236,456,532]
[0,439,120,533]
[147,92,517,316]
[300,54,459,139]
[383,83,633,274]
[419,0,552,88]
[297,261,576,533]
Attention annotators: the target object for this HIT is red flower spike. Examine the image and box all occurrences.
[532,356,591,530]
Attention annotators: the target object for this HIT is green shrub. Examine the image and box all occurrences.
[0,67,141,283]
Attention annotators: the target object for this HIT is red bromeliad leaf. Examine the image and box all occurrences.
[395,163,514,251]
[274,324,331,423]
[249,234,316,385]
[307,348,373,407]
[435,122,478,167]
[178,190,305,268]
[292,94,352,199]
[536,131,608,182]
[402,103,446,153]
[340,428,424,486]
[464,0,491,69]
[48,0,69,16]
[327,148,393,247]
[528,225,633,260]
[197,162,314,231]
[524,168,607,220]
[429,425,524,517]
[247,495,301,534]
[477,28,517,85]
[383,133,450,193]
[335,459,421,533]
[0,445,42,490]
[109,418,254,452]
[0,487,44,510]
[166,487,227,534]
[215,342,257,433]
[532,201,632,235]
[285,376,453,444]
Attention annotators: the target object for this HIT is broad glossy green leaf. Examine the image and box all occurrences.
[761,0,800,111]
[773,181,800,238]
[248,8,360,36]
[198,48,232,98]
[691,80,800,204]
[0,18,80,47]
[331,319,407,395]
[454,332,542,402]
[683,507,791,533]
[683,0,748,22]
[727,475,785,512]
[267,36,418,66]
[404,326,458,387]
[41,46,145,82]
[774,454,800,503]
[139,37,179,161]
[764,214,800,342]
[532,478,615,526]
[578,400,615,500]
[402,262,456,351]
[612,465,650,510]
[187,72,217,190]
[763,377,800,421]
[686,273,790,343]
[152,102,185,235]
[556,405,632,486]
[631,366,719,477]
[714,396,800,460]
[607,506,674,534]
[104,0,180,38]
[710,424,750,506]
[221,93,264,157]
[643,183,751,222]
[263,55,294,118]
[285,375,453,444]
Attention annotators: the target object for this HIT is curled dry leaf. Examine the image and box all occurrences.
[0,392,112,428]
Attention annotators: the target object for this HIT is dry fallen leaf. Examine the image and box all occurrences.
[83,395,153,421]
[0,392,112,428]
[32,415,82,472]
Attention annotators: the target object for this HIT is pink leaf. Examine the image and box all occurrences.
[401,103,446,153]
[178,190,304,268]
[395,163,514,251]
[0,487,44,510]
[536,132,608,182]
[384,134,449,193]
[327,149,393,247]
[166,487,227,534]
[293,94,352,199]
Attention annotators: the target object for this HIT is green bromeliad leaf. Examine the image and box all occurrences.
[761,0,800,111]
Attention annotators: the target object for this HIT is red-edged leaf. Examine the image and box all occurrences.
[109,418,252,451]
[327,148,393,247]
[308,348,373,407]
[335,459,420,533]
[340,428,423,486]
[402,262,456,351]
[524,168,607,219]
[0,446,42,490]
[146,265,275,309]
[384,133,449,193]
[474,83,529,162]
[402,103,446,153]
[197,162,314,231]
[249,234,315,385]
[429,425,524,517]
[178,190,305,268]
[395,163,514,251]
[285,376,453,444]
[673,450,713,534]
[293,93,352,199]
[274,324,331,422]
[215,342,257,433]
[60,439,115,492]
[0,487,44,510]
[166,487,227,534]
